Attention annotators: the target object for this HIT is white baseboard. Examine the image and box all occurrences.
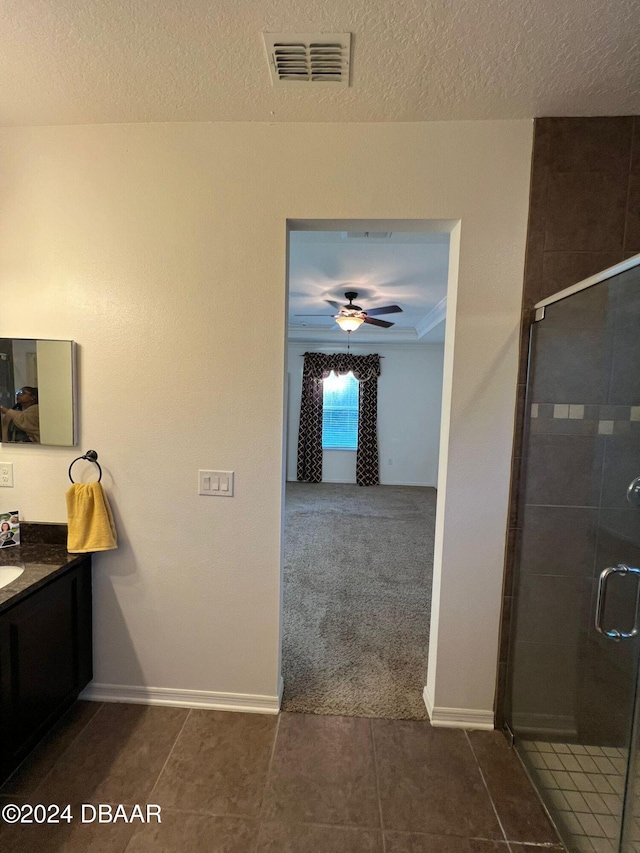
[80,678,284,715]
[423,686,494,730]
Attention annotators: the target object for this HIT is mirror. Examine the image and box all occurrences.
[0,339,77,446]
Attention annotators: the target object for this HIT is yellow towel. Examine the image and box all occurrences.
[66,481,118,553]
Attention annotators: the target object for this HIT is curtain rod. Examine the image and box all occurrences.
[299,355,385,358]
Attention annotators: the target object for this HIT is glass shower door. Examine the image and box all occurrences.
[507,259,640,853]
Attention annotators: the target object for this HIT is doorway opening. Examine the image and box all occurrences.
[280,218,456,719]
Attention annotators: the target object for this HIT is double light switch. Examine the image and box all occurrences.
[199,470,234,497]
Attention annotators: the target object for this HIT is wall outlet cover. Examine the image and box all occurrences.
[0,463,14,488]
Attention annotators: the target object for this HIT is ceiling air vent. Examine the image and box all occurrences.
[263,33,351,87]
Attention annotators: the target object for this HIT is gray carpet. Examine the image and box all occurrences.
[282,482,436,720]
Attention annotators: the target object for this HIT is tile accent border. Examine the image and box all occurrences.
[529,402,640,436]
[531,403,640,422]
[80,678,284,715]
[423,686,494,730]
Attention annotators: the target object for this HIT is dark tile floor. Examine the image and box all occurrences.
[0,701,565,852]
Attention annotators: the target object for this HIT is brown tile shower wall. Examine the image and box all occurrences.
[496,116,640,728]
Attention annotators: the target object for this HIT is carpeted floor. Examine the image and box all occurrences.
[282,482,436,720]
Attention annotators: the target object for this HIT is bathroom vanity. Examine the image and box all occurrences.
[0,528,92,784]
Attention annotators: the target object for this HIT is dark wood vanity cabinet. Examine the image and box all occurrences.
[0,556,92,783]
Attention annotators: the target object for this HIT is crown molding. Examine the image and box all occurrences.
[287,325,421,344]
[415,297,447,339]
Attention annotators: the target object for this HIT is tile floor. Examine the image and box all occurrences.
[0,701,564,852]
[520,740,637,853]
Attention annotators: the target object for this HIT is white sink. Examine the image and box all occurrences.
[0,566,24,589]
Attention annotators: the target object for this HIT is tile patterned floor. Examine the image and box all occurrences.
[520,740,634,853]
[0,701,564,852]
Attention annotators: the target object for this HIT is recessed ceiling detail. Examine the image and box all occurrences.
[263,33,351,87]
[287,230,450,344]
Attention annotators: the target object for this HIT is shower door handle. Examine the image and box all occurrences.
[595,564,640,641]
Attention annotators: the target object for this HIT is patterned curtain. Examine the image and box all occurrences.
[296,352,381,486]
[296,356,324,483]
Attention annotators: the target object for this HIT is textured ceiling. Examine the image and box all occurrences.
[0,0,638,126]
[288,231,449,344]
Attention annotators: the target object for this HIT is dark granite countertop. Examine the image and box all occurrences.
[0,524,86,612]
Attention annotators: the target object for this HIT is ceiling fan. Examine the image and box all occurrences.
[296,291,402,332]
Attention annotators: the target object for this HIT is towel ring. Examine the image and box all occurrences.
[69,450,102,483]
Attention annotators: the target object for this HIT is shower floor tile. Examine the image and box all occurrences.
[521,740,625,853]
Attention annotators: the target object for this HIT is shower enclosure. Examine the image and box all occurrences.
[506,256,640,853]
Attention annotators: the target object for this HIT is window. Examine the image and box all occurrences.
[322,371,359,450]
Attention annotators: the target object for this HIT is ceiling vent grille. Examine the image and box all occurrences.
[263,33,351,87]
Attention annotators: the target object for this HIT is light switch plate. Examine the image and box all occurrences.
[198,470,234,497]
[0,462,14,487]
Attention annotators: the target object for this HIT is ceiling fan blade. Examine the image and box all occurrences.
[365,305,403,316]
[364,316,394,328]
[325,300,342,310]
[295,314,336,317]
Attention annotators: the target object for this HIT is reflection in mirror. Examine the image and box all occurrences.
[0,339,77,446]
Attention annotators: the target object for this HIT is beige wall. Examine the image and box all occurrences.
[0,121,532,716]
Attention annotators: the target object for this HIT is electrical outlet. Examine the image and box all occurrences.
[0,463,14,487]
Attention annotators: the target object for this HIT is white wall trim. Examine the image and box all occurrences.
[80,679,284,715]
[423,682,436,716]
[415,297,447,339]
[423,686,494,730]
[287,325,421,345]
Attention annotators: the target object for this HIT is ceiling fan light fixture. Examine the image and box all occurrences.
[335,315,364,332]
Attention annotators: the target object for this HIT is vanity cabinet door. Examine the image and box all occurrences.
[0,557,92,782]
